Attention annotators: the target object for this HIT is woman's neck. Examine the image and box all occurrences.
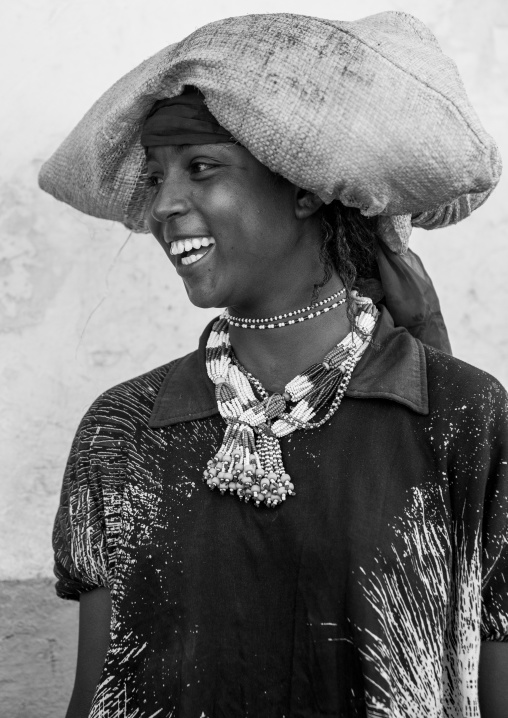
[228,278,352,393]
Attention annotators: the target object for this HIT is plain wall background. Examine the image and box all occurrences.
[0,0,507,714]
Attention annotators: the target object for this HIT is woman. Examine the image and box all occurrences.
[42,12,507,718]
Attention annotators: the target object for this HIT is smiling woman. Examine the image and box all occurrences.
[146,139,328,315]
[40,12,508,718]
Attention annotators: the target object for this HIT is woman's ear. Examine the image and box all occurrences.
[294,188,324,218]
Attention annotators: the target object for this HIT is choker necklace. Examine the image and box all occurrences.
[224,287,346,330]
[204,292,379,508]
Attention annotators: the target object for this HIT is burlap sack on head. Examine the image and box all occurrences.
[39,11,501,253]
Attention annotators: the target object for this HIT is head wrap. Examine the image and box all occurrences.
[39,12,501,353]
[39,12,500,244]
[140,90,236,147]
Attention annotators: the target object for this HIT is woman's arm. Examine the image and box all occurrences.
[479,641,508,717]
[65,587,112,718]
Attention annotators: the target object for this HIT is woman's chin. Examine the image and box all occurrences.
[183,285,228,310]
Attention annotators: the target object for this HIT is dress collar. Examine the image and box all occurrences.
[149,306,429,428]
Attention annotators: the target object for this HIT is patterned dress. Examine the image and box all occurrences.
[53,309,508,718]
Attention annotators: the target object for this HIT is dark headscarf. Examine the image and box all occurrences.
[141,89,236,147]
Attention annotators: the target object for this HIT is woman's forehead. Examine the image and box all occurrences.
[145,142,249,165]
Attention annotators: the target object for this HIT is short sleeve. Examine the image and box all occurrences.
[53,412,110,600]
[481,384,508,641]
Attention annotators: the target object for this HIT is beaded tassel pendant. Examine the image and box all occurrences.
[204,294,378,508]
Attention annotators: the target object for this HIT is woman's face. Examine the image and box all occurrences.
[146,143,324,313]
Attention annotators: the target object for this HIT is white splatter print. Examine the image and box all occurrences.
[358,486,485,717]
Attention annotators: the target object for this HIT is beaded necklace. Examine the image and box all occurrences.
[204,293,379,508]
[224,288,346,329]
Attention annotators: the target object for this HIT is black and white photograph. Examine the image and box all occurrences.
[1,1,507,716]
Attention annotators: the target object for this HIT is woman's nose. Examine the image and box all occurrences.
[150,175,190,223]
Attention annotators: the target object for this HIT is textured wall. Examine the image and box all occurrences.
[0,581,77,718]
[0,0,507,714]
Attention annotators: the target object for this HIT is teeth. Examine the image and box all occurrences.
[181,252,205,265]
[169,237,215,255]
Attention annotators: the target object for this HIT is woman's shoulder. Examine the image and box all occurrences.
[423,343,507,420]
[76,354,194,439]
[91,361,173,413]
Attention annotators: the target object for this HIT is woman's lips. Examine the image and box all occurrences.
[175,242,215,269]
[167,236,215,254]
[164,235,216,267]
[180,246,213,265]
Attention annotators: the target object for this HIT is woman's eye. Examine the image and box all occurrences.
[190,161,216,174]
[146,161,216,188]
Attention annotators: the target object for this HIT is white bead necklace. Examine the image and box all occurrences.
[224,288,346,330]
[204,293,379,508]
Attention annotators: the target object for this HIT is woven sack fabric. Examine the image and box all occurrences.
[38,11,501,252]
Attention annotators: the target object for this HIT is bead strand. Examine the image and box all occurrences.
[225,295,346,330]
[225,287,345,327]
